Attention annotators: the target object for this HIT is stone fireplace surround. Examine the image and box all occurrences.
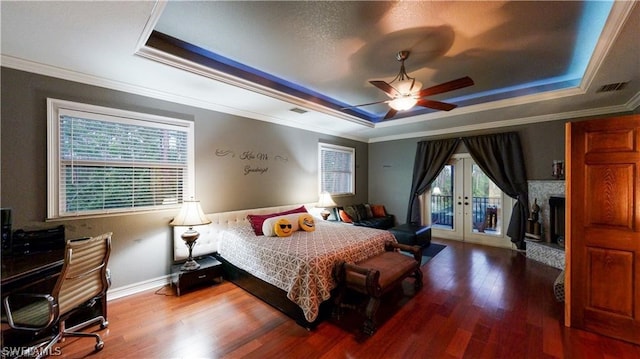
[526,180,565,270]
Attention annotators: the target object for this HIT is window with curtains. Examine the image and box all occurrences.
[47,99,194,219]
[318,143,355,196]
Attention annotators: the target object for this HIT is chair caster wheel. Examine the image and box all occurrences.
[95,341,104,351]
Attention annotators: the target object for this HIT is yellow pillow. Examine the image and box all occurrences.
[262,214,301,236]
[298,213,315,232]
[273,217,294,237]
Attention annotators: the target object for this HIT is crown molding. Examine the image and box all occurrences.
[626,89,640,111]
[134,44,373,128]
[368,103,634,143]
[375,86,585,129]
[1,55,371,143]
[580,0,638,91]
[4,53,636,145]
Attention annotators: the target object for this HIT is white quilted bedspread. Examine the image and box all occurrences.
[218,220,395,322]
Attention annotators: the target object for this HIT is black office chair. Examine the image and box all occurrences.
[3,233,112,358]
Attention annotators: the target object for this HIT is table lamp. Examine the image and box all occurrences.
[317,192,337,220]
[169,198,212,271]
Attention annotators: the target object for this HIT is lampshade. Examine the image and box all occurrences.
[317,192,337,208]
[395,79,422,94]
[389,78,422,111]
[389,96,418,111]
[169,199,212,227]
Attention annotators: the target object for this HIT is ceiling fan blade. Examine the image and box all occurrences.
[418,76,474,97]
[341,99,389,109]
[383,108,398,120]
[369,80,400,97]
[416,99,458,111]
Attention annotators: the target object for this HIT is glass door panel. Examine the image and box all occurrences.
[430,164,454,230]
[427,155,513,248]
[430,158,463,240]
[468,163,502,236]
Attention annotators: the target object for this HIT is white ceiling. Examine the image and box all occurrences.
[2,1,639,143]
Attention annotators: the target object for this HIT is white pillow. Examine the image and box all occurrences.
[262,214,301,236]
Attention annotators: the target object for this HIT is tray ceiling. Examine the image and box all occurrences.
[2,1,639,142]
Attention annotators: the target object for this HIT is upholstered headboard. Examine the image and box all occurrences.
[172,203,320,262]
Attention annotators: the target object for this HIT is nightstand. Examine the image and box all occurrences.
[171,255,223,296]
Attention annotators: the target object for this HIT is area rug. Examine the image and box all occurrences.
[401,243,446,266]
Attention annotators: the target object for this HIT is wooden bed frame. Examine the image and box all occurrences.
[213,253,331,329]
[173,203,331,329]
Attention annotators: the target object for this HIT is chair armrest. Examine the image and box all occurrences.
[385,241,422,263]
[342,262,381,297]
[334,260,382,296]
[3,293,58,331]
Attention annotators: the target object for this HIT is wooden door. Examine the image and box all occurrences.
[566,114,640,344]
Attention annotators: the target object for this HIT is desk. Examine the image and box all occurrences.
[1,251,64,348]
[1,250,106,348]
[1,250,64,294]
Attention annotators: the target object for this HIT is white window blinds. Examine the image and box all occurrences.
[48,99,194,218]
[318,143,355,196]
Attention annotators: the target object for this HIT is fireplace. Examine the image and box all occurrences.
[525,181,566,269]
[549,196,565,246]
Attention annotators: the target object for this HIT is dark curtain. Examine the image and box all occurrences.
[406,138,461,224]
[462,132,529,249]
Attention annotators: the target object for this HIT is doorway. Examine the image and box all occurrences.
[425,154,514,248]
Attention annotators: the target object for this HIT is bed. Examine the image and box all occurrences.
[172,204,396,328]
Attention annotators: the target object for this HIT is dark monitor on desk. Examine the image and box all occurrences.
[4,225,65,256]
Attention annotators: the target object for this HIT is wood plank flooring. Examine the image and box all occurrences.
[57,239,640,358]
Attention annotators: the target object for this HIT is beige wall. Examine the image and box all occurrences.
[2,66,633,290]
[1,67,368,289]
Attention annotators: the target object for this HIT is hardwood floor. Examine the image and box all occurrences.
[58,239,639,358]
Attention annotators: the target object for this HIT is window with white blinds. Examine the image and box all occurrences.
[318,143,355,196]
[47,99,194,219]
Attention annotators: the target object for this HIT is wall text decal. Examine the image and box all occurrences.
[216,148,288,175]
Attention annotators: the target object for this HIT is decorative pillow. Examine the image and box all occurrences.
[262,214,302,237]
[298,213,315,232]
[343,205,360,222]
[247,205,307,235]
[339,209,353,223]
[273,217,294,237]
[371,204,387,218]
[364,204,374,218]
[354,204,369,220]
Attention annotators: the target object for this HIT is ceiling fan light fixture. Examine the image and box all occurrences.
[395,79,422,95]
[389,96,418,111]
[351,50,473,120]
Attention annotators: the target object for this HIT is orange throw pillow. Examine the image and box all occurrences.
[371,205,387,218]
[339,209,353,223]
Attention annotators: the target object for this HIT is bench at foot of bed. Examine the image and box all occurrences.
[332,241,423,336]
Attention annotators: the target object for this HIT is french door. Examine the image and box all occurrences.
[425,155,514,248]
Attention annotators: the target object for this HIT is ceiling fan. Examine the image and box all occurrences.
[346,50,474,120]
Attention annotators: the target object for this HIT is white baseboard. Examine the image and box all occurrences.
[107,275,171,301]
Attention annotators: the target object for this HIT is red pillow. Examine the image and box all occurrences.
[371,204,387,218]
[339,209,353,223]
[247,205,307,235]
